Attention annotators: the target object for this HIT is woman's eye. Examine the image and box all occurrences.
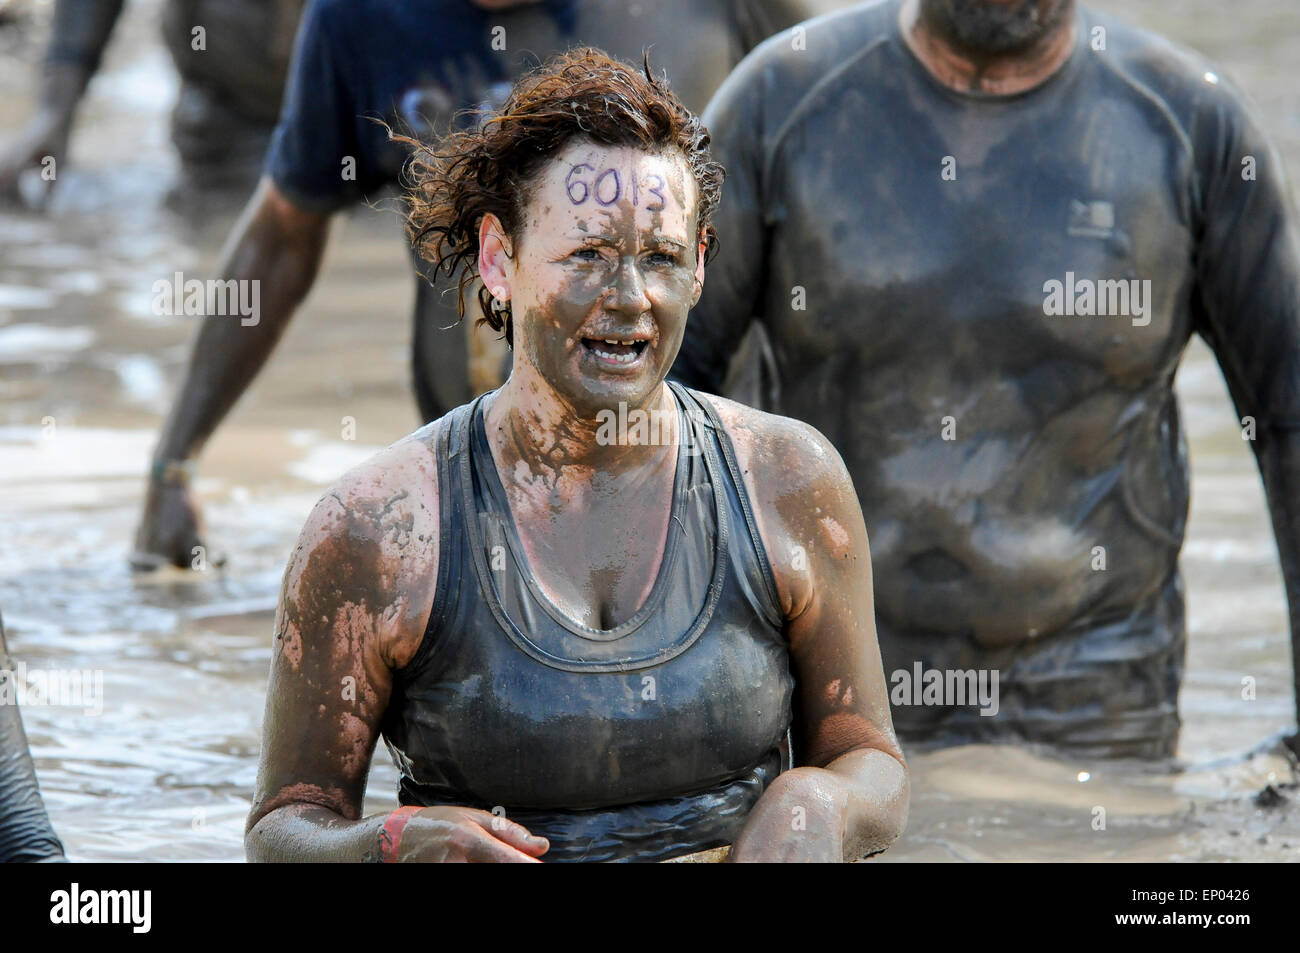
[647,252,678,266]
[572,247,601,261]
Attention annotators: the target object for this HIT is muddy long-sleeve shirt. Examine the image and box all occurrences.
[672,0,1300,757]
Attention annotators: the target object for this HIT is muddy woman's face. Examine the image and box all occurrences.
[479,141,706,416]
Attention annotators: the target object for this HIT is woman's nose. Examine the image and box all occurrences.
[607,256,651,313]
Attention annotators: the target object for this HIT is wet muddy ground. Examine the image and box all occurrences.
[0,0,1297,860]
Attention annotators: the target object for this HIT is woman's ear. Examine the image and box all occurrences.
[691,236,707,307]
[478,213,514,303]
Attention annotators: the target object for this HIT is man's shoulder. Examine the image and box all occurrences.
[736,0,896,76]
[706,0,899,151]
[1081,6,1254,126]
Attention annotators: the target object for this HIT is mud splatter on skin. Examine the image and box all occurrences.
[476,141,707,627]
[248,440,440,837]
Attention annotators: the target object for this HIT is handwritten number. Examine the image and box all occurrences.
[568,166,665,210]
[594,168,622,206]
[566,163,594,204]
[645,174,666,211]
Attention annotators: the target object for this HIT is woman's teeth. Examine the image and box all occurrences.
[585,338,647,364]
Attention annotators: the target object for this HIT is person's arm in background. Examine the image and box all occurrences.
[1189,75,1300,756]
[700,0,826,410]
[0,613,66,863]
[132,179,330,568]
[0,0,127,203]
[731,0,827,54]
[133,0,367,569]
[669,39,776,392]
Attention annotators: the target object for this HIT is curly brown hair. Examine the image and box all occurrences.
[399,46,725,348]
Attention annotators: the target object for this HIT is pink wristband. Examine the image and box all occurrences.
[379,806,423,863]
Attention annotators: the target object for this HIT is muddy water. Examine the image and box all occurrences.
[0,0,1297,861]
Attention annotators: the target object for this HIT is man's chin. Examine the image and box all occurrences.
[922,0,1070,56]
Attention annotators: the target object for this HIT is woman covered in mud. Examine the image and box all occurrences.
[245,48,907,863]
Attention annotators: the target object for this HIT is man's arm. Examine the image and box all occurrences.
[132,178,330,568]
[1189,76,1300,750]
[670,44,776,392]
[134,0,400,568]
[0,0,127,201]
[731,0,824,54]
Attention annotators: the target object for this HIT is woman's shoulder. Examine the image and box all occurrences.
[284,419,448,666]
[689,389,853,497]
[687,389,865,619]
[313,419,445,534]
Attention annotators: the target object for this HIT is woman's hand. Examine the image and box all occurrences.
[727,767,848,863]
[393,807,550,863]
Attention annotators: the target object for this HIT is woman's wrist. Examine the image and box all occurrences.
[377,805,424,863]
[247,803,401,863]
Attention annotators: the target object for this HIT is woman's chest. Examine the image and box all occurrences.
[388,587,793,810]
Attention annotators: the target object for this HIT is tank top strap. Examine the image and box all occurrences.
[395,394,489,681]
[667,382,785,628]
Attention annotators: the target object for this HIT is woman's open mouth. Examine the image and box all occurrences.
[581,337,650,368]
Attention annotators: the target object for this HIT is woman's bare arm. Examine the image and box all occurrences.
[245,435,440,861]
[703,394,908,862]
[245,429,549,862]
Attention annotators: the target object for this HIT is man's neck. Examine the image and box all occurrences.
[899,0,1078,96]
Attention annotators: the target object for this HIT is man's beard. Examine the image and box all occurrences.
[919,0,1073,56]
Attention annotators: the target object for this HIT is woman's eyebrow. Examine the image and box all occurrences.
[565,230,615,242]
[562,232,689,249]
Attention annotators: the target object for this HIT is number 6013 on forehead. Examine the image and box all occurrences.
[566,164,667,211]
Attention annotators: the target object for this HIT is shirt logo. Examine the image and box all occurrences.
[1068,199,1115,239]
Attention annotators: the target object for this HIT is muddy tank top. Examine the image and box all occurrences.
[380,382,793,862]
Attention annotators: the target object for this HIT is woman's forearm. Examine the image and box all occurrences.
[825,747,909,861]
[732,750,908,862]
[245,803,389,863]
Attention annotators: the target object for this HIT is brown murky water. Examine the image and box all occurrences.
[0,0,1297,861]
